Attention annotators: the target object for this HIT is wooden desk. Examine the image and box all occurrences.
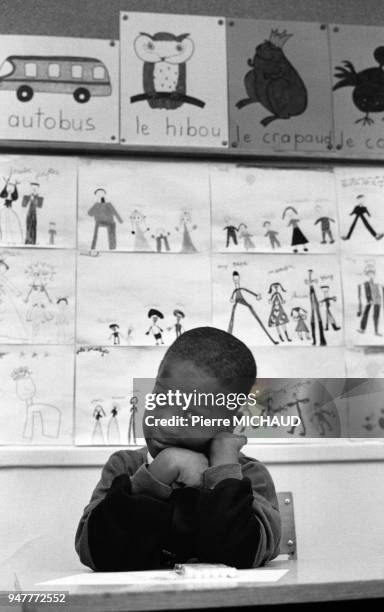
[10,557,384,611]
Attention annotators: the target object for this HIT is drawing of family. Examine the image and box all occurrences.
[0,176,45,246]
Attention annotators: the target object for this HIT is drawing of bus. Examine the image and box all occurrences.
[0,55,112,103]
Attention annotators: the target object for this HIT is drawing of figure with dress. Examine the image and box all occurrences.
[267,282,291,343]
[176,210,198,253]
[228,271,278,344]
[128,396,138,445]
[0,177,23,245]
[238,223,255,250]
[145,308,164,345]
[130,209,151,251]
[11,366,61,441]
[282,206,309,253]
[0,258,27,342]
[24,261,55,339]
[92,403,106,444]
[55,297,70,343]
[107,402,121,444]
[152,228,171,252]
[22,182,44,245]
[263,221,281,249]
[168,308,185,338]
[291,306,310,341]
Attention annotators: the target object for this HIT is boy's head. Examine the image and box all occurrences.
[142,327,256,456]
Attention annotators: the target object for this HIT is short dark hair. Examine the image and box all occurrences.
[158,327,256,392]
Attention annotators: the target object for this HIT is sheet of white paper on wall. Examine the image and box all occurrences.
[342,255,384,346]
[334,167,384,254]
[75,346,166,445]
[0,248,75,344]
[212,254,344,347]
[330,24,384,157]
[345,347,384,438]
[78,159,211,253]
[0,155,77,249]
[210,165,339,253]
[0,36,119,143]
[119,12,228,148]
[0,345,74,444]
[228,19,333,154]
[76,253,211,347]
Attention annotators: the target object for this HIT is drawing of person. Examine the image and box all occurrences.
[314,205,335,244]
[238,223,255,250]
[92,404,106,444]
[0,258,27,342]
[22,182,43,245]
[0,178,23,245]
[263,221,281,249]
[176,211,198,253]
[310,402,333,436]
[48,222,57,246]
[319,286,340,331]
[223,218,239,248]
[286,392,308,436]
[107,402,121,444]
[145,308,164,345]
[342,194,383,241]
[291,306,311,341]
[11,366,61,440]
[126,325,134,345]
[228,271,278,344]
[55,297,70,343]
[88,188,123,251]
[168,309,185,338]
[357,261,383,336]
[282,206,309,253]
[130,209,151,251]
[109,323,121,345]
[267,282,292,343]
[24,262,55,339]
[151,228,171,253]
[128,396,138,445]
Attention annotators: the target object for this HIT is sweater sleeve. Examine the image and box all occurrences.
[197,457,281,569]
[75,450,172,570]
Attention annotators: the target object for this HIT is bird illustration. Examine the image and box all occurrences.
[131,31,205,109]
[333,46,384,125]
[236,29,308,126]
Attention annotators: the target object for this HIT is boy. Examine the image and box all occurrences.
[75,327,281,571]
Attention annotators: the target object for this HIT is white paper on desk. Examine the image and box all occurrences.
[38,568,289,587]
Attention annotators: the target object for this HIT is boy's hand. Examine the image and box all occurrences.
[148,447,208,488]
[209,431,247,467]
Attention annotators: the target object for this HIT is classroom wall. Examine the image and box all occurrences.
[1,455,384,587]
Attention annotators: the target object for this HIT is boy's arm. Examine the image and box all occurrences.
[197,434,281,568]
[75,450,173,571]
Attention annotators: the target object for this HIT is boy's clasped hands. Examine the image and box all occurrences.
[148,432,247,488]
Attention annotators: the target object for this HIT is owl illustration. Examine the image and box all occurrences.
[130,31,205,109]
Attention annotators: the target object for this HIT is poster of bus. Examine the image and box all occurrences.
[0,35,119,143]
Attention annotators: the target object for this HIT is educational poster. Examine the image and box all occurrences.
[75,346,166,446]
[0,345,74,445]
[77,253,211,346]
[119,12,228,148]
[331,25,384,157]
[334,167,384,254]
[345,347,384,437]
[0,35,119,143]
[78,159,210,253]
[342,255,384,346]
[227,19,333,153]
[212,254,343,347]
[0,155,77,248]
[210,165,339,253]
[0,248,75,344]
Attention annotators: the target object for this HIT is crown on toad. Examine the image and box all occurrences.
[11,366,32,380]
[269,29,293,48]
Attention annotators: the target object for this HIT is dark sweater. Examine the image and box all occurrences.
[75,447,281,571]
